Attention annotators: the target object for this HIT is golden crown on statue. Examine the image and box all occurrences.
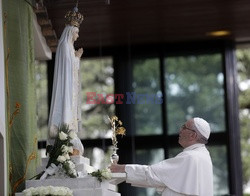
[65,3,84,28]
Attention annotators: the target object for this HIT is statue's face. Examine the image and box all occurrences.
[72,28,79,42]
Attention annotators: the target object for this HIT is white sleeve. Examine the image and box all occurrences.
[125,164,165,190]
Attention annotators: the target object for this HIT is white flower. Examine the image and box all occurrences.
[32,187,39,195]
[36,186,42,194]
[23,188,32,196]
[61,145,68,153]
[61,145,73,154]
[49,186,57,195]
[57,155,66,163]
[68,130,77,139]
[64,153,70,160]
[47,186,54,194]
[68,160,75,169]
[70,169,77,177]
[43,187,50,195]
[23,186,73,196]
[59,131,68,140]
[67,161,77,177]
[68,146,73,153]
[101,168,112,179]
[57,187,66,195]
[37,186,49,194]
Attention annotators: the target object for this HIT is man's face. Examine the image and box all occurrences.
[178,120,196,148]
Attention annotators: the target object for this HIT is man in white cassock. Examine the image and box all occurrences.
[110,117,213,196]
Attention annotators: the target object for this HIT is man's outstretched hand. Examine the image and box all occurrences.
[109,164,126,173]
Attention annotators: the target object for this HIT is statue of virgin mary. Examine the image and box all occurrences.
[48,6,84,155]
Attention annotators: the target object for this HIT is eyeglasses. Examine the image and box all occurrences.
[181,124,196,132]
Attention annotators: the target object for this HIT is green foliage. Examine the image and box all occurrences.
[89,168,112,182]
[89,170,105,182]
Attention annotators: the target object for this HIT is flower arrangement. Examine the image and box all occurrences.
[89,168,112,182]
[22,185,73,196]
[109,116,126,149]
[109,116,126,164]
[33,124,78,179]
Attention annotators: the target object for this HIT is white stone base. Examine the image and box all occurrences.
[16,188,120,196]
[15,173,126,196]
[15,155,126,195]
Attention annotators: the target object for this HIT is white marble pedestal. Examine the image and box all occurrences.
[15,173,126,196]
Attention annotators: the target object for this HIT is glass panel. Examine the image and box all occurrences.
[35,61,48,141]
[135,149,164,196]
[209,145,229,195]
[165,54,225,135]
[84,147,113,169]
[168,147,182,158]
[132,58,162,135]
[80,57,115,139]
[169,145,229,196]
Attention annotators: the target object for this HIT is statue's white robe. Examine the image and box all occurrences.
[48,25,83,154]
[125,144,213,196]
[48,26,81,134]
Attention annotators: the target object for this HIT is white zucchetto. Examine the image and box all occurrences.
[194,117,211,139]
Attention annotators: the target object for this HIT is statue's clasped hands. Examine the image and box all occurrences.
[75,48,84,58]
